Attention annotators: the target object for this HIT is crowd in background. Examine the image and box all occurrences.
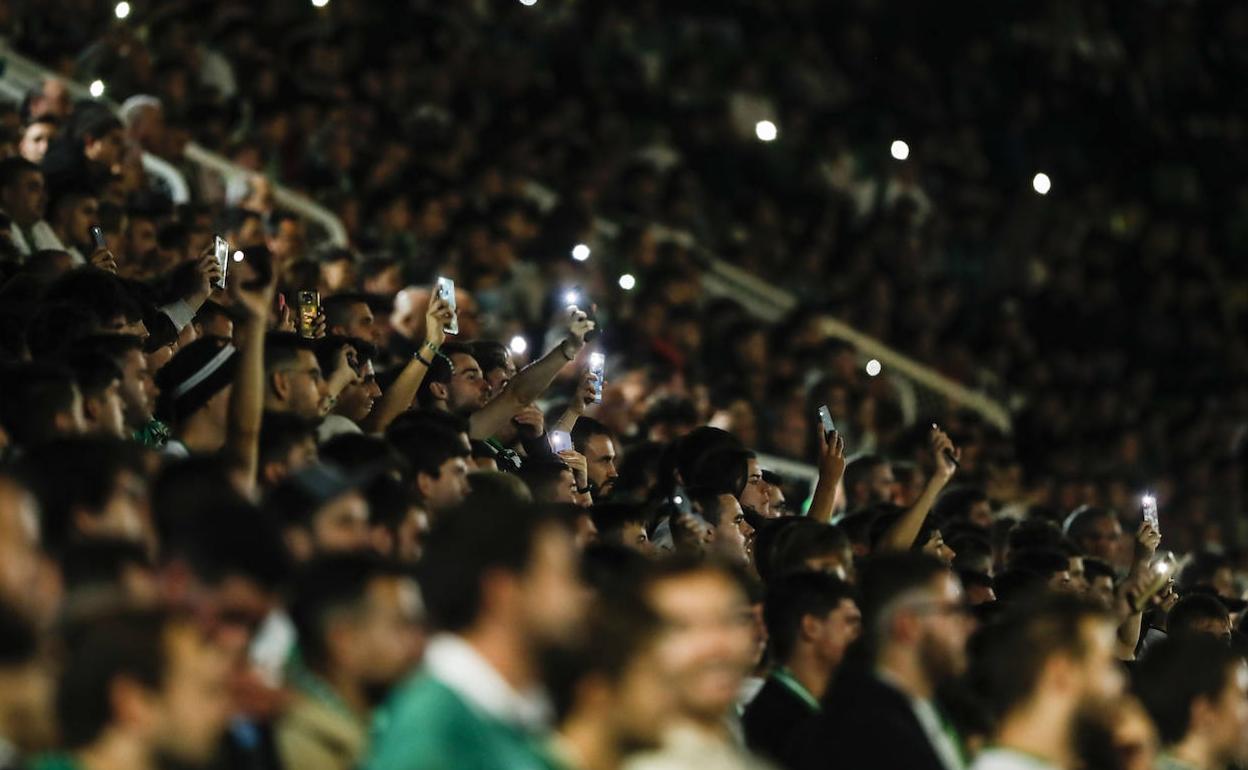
[0,1,1244,770]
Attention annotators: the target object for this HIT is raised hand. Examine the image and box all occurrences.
[557,449,589,488]
[511,403,546,439]
[1134,521,1160,563]
[89,246,118,273]
[930,424,960,479]
[566,306,595,346]
[818,428,846,479]
[424,288,454,349]
[230,264,277,325]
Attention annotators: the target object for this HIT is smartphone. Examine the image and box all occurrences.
[550,430,573,454]
[436,276,459,335]
[817,405,836,437]
[213,236,229,290]
[297,290,320,339]
[1141,494,1159,531]
[89,224,107,251]
[1131,552,1178,613]
[588,352,605,404]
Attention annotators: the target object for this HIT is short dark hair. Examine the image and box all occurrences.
[764,571,857,663]
[258,411,318,471]
[1008,519,1066,553]
[688,447,750,499]
[1083,558,1115,584]
[1063,506,1117,544]
[60,349,121,399]
[933,486,989,523]
[770,519,851,578]
[1009,548,1070,581]
[518,459,573,504]
[855,552,948,651]
[387,423,469,493]
[17,437,145,555]
[45,268,142,328]
[57,609,179,749]
[1167,594,1230,638]
[0,362,79,446]
[25,302,99,359]
[1178,551,1230,594]
[571,416,614,455]
[843,454,889,505]
[467,340,511,379]
[0,156,38,191]
[590,503,648,542]
[415,350,453,409]
[263,331,316,374]
[1134,634,1242,744]
[419,502,567,631]
[289,553,407,672]
[322,293,370,328]
[75,333,143,366]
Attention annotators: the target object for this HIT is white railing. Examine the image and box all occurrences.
[0,40,348,247]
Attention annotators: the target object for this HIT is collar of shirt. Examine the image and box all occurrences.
[771,668,820,712]
[875,669,966,770]
[423,633,551,732]
[971,748,1061,770]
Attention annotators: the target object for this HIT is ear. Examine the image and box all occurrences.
[283,528,313,563]
[81,395,103,426]
[478,567,520,620]
[370,525,395,558]
[1040,653,1076,696]
[73,507,104,538]
[53,409,79,435]
[271,372,290,401]
[261,460,288,488]
[429,382,448,402]
[800,613,824,643]
[415,471,435,502]
[110,675,158,734]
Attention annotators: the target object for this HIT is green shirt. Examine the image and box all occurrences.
[366,674,560,770]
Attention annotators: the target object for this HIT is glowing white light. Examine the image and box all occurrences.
[865,359,882,377]
[618,273,636,290]
[114,1,131,19]
[312,0,329,6]
[232,250,244,262]
[755,120,778,142]
[571,243,591,262]
[1154,561,1168,574]
[519,0,537,5]
[509,335,528,355]
[89,80,105,98]
[890,140,910,161]
[563,290,580,305]
[1142,494,1155,507]
[589,352,606,368]
[1033,172,1052,195]
[673,495,684,505]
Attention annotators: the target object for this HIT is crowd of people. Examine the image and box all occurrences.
[0,1,1243,770]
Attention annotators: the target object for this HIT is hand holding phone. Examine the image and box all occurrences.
[436,276,459,335]
[588,352,605,404]
[213,236,230,290]
[89,225,108,251]
[818,405,836,437]
[297,291,320,339]
[549,430,573,454]
[1141,494,1159,531]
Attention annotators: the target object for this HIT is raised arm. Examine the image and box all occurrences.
[878,427,959,552]
[808,430,846,524]
[468,307,594,440]
[362,290,452,434]
[551,369,598,435]
[224,272,275,496]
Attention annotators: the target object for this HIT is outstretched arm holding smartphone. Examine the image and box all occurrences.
[877,426,960,552]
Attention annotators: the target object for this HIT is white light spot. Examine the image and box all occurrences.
[563,290,580,305]
[865,359,882,377]
[571,243,591,262]
[618,273,636,290]
[114,1,131,19]
[673,495,684,505]
[755,120,778,142]
[509,335,528,355]
[1032,172,1051,195]
[89,80,105,98]
[519,0,537,5]
[311,0,329,7]
[232,250,244,262]
[890,140,910,161]
[589,352,605,368]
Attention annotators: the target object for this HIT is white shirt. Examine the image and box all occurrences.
[422,633,551,732]
[970,748,1060,770]
[9,220,66,259]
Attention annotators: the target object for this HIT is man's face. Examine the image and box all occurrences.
[344,577,424,701]
[765,483,788,518]
[867,463,897,505]
[1188,615,1233,641]
[421,454,471,514]
[739,458,769,517]
[967,499,994,529]
[338,363,381,423]
[646,570,754,722]
[915,573,971,686]
[812,598,863,669]
[311,491,371,554]
[338,302,378,345]
[127,217,158,258]
[583,434,618,497]
[2,169,46,226]
[519,525,586,647]
[274,350,324,420]
[119,349,156,428]
[447,353,490,414]
[267,220,306,263]
[85,128,126,169]
[19,122,54,164]
[1088,575,1115,610]
[618,522,651,555]
[151,624,232,765]
[283,437,318,479]
[88,379,128,439]
[64,195,99,248]
[1078,516,1123,564]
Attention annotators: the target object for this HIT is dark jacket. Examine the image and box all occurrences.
[743,676,819,769]
[792,668,948,770]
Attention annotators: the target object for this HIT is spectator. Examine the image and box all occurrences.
[1134,635,1248,770]
[744,572,860,766]
[386,418,472,519]
[280,554,424,770]
[61,350,126,439]
[794,553,970,770]
[591,504,652,555]
[77,334,159,442]
[1166,595,1232,642]
[263,333,330,422]
[971,595,1124,770]
[1064,508,1124,567]
[267,464,372,562]
[0,157,63,257]
[0,363,85,445]
[842,455,895,512]
[366,502,584,770]
[18,116,57,165]
[257,412,319,489]
[572,417,620,500]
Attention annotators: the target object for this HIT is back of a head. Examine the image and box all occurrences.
[671,426,742,484]
[0,361,79,447]
[856,552,948,648]
[465,470,533,506]
[764,571,856,664]
[932,486,990,524]
[843,454,888,506]
[1134,634,1242,746]
[1178,551,1229,594]
[687,447,750,500]
[419,501,559,632]
[289,553,406,673]
[1167,594,1230,639]
[60,537,152,599]
[972,593,1111,720]
[58,608,176,750]
[518,459,571,504]
[770,519,851,579]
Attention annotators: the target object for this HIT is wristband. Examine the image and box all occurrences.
[422,340,440,355]
[576,486,592,495]
[414,352,434,367]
